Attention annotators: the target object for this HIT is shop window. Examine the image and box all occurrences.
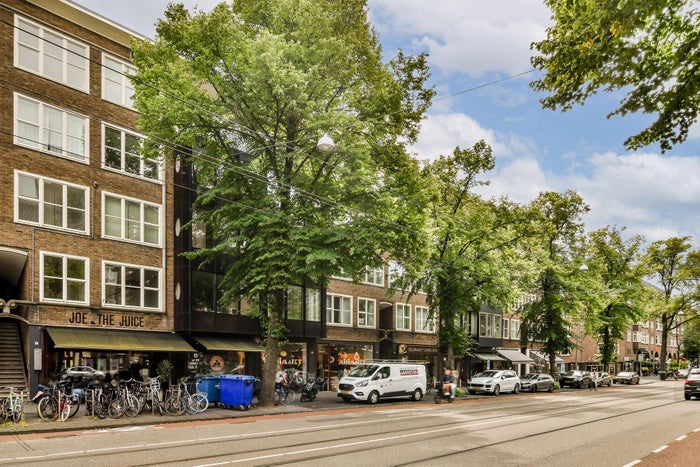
[14,93,89,161]
[396,303,411,331]
[326,293,352,326]
[103,262,161,310]
[15,15,89,91]
[358,298,376,328]
[103,193,161,246]
[15,171,88,233]
[102,53,136,109]
[306,288,321,321]
[287,286,302,320]
[415,306,434,333]
[103,124,160,180]
[40,252,88,304]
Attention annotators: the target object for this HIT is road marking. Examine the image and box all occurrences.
[693,428,700,432]
[675,435,687,441]
[652,445,667,453]
[622,460,641,467]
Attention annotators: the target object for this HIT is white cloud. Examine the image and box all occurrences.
[369,0,551,76]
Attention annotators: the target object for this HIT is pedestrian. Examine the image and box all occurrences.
[590,370,598,391]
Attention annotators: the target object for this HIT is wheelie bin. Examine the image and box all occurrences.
[219,374,256,410]
[197,375,221,405]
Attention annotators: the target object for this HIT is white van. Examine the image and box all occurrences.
[337,362,426,404]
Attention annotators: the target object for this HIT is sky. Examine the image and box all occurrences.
[74,0,700,246]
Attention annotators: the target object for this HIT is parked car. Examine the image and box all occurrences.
[613,371,640,385]
[520,373,555,392]
[467,370,520,396]
[597,372,613,387]
[57,366,104,401]
[559,370,592,389]
[677,368,690,379]
[684,369,700,400]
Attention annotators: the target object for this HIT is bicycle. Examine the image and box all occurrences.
[1,387,24,423]
[164,377,208,416]
[107,381,140,418]
[37,383,80,422]
[136,377,164,416]
[274,384,296,406]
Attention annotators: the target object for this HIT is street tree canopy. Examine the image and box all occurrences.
[531,0,700,152]
[131,0,434,406]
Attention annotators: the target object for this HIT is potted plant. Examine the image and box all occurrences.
[157,360,173,389]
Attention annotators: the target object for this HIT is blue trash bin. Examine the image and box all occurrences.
[220,374,256,410]
[197,375,221,404]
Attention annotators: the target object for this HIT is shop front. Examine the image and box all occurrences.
[317,341,375,391]
[187,335,264,376]
[402,344,438,387]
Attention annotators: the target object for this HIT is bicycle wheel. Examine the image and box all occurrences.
[68,395,80,419]
[59,398,71,422]
[0,401,8,424]
[283,389,295,405]
[11,398,23,422]
[37,397,58,421]
[125,394,140,417]
[185,393,208,414]
[94,395,107,419]
[108,398,125,419]
[164,396,185,416]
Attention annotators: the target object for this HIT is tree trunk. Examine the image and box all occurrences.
[258,290,285,407]
[548,350,557,379]
[660,313,669,372]
[445,344,455,371]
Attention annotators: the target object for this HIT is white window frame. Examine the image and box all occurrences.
[102,261,162,311]
[396,303,411,331]
[14,170,89,233]
[102,53,136,109]
[14,93,89,162]
[363,266,384,287]
[503,318,510,339]
[415,306,435,334]
[357,297,376,328]
[40,251,89,304]
[326,293,352,326]
[102,123,162,181]
[102,192,162,247]
[511,319,521,340]
[14,15,89,92]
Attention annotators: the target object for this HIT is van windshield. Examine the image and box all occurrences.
[347,365,378,378]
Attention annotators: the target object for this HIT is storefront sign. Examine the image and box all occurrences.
[407,345,438,354]
[210,355,224,372]
[67,311,145,328]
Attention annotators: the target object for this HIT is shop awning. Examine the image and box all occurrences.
[497,348,535,364]
[473,353,506,362]
[46,327,195,352]
[193,336,264,352]
[530,350,565,364]
[0,246,28,286]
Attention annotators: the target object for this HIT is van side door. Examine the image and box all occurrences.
[376,366,392,395]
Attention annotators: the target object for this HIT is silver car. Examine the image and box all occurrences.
[467,370,521,396]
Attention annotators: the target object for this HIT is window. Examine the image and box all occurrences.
[326,293,351,326]
[415,306,435,333]
[40,252,88,303]
[479,312,502,338]
[306,288,321,321]
[287,286,302,320]
[15,16,89,91]
[511,319,521,340]
[103,194,161,246]
[388,261,405,289]
[358,298,376,328]
[102,53,136,109]
[103,124,160,180]
[15,94,89,161]
[15,171,88,232]
[626,330,632,342]
[503,318,510,339]
[363,266,384,286]
[396,303,411,331]
[103,262,161,310]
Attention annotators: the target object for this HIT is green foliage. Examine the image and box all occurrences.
[194,359,211,375]
[531,0,699,152]
[156,360,173,384]
[683,319,700,364]
[131,0,434,406]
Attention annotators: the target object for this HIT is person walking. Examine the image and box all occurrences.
[590,370,598,391]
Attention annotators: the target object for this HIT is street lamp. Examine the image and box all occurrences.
[316,134,335,153]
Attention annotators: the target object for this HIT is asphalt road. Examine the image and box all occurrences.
[1,380,698,466]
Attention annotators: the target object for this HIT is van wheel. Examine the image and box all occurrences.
[412,388,423,401]
[493,385,500,396]
[368,391,380,405]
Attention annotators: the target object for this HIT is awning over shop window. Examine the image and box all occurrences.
[46,327,195,352]
[193,336,264,352]
[0,246,28,286]
[473,353,506,362]
[497,348,535,364]
[530,350,564,364]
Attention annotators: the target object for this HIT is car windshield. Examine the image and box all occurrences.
[347,365,379,378]
[563,370,581,376]
[521,374,538,380]
[475,371,499,378]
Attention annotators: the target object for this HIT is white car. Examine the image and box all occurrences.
[468,370,521,396]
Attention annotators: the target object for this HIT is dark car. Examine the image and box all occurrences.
[597,372,613,387]
[559,370,592,389]
[613,371,640,384]
[684,369,700,400]
[520,373,555,392]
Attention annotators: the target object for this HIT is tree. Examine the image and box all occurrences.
[531,0,700,152]
[519,190,592,378]
[131,0,434,406]
[585,227,647,366]
[683,320,700,365]
[421,141,532,370]
[643,237,700,371]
